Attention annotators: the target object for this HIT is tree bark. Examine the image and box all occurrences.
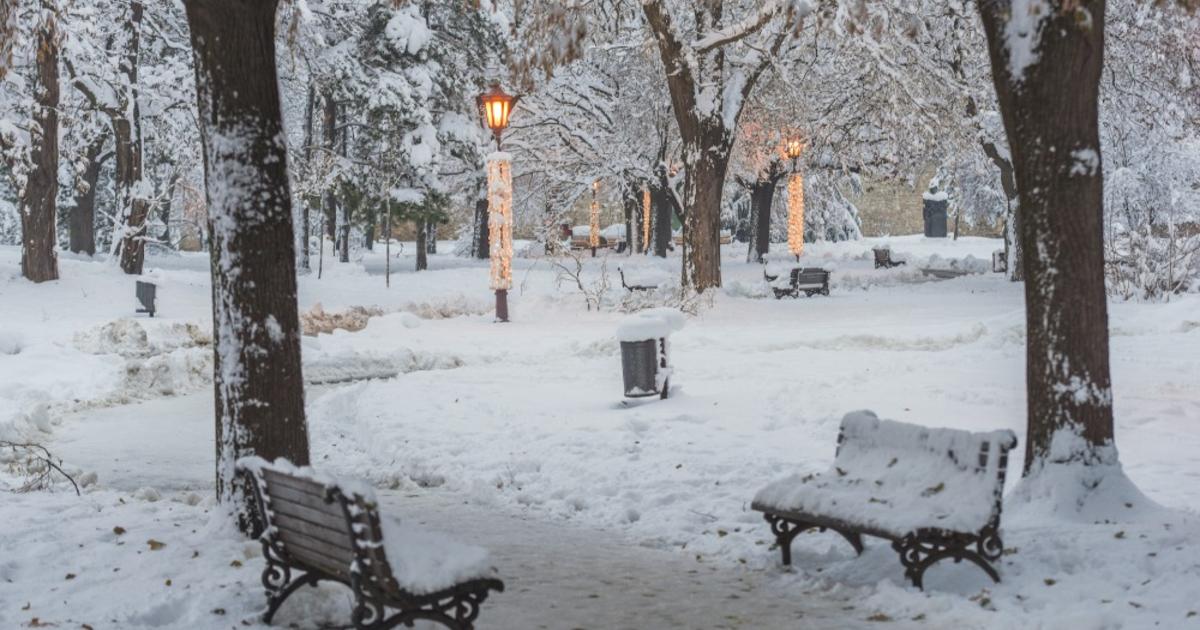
[299,84,316,271]
[978,0,1114,472]
[20,11,60,283]
[650,185,672,258]
[70,139,107,256]
[746,177,777,263]
[473,196,489,258]
[415,218,428,271]
[184,0,310,532]
[980,139,1023,281]
[116,1,148,275]
[321,92,337,243]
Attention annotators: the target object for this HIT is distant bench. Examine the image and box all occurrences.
[239,458,504,629]
[751,411,1017,588]
[764,267,831,299]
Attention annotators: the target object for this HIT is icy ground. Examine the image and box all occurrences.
[2,235,1199,629]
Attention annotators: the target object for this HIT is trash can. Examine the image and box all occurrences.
[922,185,948,238]
[620,338,667,399]
[992,250,1007,273]
[136,281,157,317]
[616,308,686,400]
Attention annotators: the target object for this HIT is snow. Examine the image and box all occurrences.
[921,190,948,202]
[378,515,497,595]
[2,236,1200,628]
[754,410,1016,537]
[615,307,686,342]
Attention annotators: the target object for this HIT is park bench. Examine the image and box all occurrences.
[873,248,906,269]
[764,267,830,299]
[238,457,504,630]
[619,267,667,292]
[751,411,1017,589]
[135,280,157,317]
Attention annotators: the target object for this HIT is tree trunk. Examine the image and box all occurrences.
[116,1,147,275]
[184,0,310,532]
[299,84,316,271]
[321,92,337,243]
[623,189,638,256]
[747,178,775,263]
[426,221,436,254]
[651,185,672,258]
[363,222,375,251]
[979,0,1114,472]
[20,12,60,283]
[473,196,489,259]
[70,139,106,256]
[415,219,428,271]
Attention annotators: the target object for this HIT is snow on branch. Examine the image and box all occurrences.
[692,0,784,53]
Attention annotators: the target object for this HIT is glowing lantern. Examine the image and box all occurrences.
[480,83,515,150]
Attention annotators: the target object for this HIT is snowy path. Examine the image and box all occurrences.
[53,392,884,630]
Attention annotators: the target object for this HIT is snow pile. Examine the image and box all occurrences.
[754,410,1016,536]
[379,517,496,595]
[619,266,672,288]
[0,328,23,354]
[615,307,686,342]
[300,303,385,336]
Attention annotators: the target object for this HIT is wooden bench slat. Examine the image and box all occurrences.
[265,482,340,512]
[262,469,329,497]
[272,511,355,550]
[276,530,354,575]
[269,498,352,532]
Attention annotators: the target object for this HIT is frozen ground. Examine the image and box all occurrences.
[2,235,1199,629]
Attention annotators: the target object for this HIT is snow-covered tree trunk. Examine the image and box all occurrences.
[20,7,60,283]
[183,0,310,532]
[979,0,1114,473]
[473,196,489,259]
[321,92,337,244]
[746,178,776,263]
[115,1,149,276]
[651,184,673,258]
[416,218,428,271]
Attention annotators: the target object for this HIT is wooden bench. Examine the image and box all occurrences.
[619,268,662,292]
[238,458,504,629]
[764,267,830,299]
[873,248,906,269]
[751,411,1017,589]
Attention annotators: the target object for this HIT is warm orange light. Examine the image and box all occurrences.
[481,84,514,132]
[784,137,805,160]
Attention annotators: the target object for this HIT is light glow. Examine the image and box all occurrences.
[642,187,651,253]
[787,172,805,257]
[590,180,601,249]
[487,156,513,290]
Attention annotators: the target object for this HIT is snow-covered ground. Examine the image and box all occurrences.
[2,235,1199,629]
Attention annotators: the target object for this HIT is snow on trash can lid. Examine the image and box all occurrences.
[615,308,686,342]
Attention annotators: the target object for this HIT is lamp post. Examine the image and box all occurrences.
[784,135,806,262]
[480,84,516,322]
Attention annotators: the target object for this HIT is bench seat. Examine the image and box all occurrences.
[378,517,496,596]
[752,411,1017,588]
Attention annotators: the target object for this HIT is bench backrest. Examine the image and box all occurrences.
[873,248,890,264]
[834,411,1017,528]
[240,459,399,595]
[791,268,829,284]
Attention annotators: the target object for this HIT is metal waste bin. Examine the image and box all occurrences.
[621,337,669,399]
[136,281,157,317]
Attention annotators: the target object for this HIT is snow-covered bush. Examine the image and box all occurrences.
[1105,227,1200,301]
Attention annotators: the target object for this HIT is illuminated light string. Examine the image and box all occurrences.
[487,155,513,291]
[642,187,651,253]
[787,171,805,257]
[590,180,601,249]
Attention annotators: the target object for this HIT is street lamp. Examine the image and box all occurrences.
[481,83,515,151]
[784,134,806,261]
[480,83,517,322]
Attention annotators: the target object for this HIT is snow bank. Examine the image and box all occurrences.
[615,308,686,342]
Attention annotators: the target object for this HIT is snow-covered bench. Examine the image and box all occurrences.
[751,411,1017,589]
[619,267,669,292]
[238,458,504,629]
[764,267,830,299]
[872,248,906,269]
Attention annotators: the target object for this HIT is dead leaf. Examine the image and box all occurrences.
[65,573,76,580]
[146,539,165,551]
[230,559,243,568]
[921,482,945,497]
[866,612,892,622]
[112,526,126,536]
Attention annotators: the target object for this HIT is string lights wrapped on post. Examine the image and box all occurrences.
[642,187,652,254]
[785,136,806,262]
[590,180,601,256]
[480,84,517,322]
